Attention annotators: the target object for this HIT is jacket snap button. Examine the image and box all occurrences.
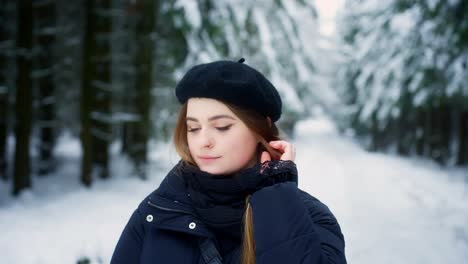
[189,222,196,229]
[146,214,153,222]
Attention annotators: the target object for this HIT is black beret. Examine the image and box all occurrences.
[175,59,282,122]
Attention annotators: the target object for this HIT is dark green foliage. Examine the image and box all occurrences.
[76,257,90,264]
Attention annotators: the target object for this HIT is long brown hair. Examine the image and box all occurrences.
[173,101,283,264]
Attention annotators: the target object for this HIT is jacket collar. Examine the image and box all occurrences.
[145,159,298,238]
[145,161,215,238]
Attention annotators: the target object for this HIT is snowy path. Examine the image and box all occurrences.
[295,119,468,264]
[1,118,467,263]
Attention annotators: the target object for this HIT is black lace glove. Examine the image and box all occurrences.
[234,160,298,192]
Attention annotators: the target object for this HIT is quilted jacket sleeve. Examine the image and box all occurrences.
[250,182,347,264]
[110,208,146,264]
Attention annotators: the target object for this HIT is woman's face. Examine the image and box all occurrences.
[186,98,259,175]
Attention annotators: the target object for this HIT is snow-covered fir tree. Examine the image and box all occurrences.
[336,0,468,165]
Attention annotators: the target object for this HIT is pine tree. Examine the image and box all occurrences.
[81,0,94,186]
[81,0,113,185]
[91,0,112,179]
[34,0,57,176]
[337,0,468,165]
[0,0,11,181]
[13,0,33,195]
[130,0,157,179]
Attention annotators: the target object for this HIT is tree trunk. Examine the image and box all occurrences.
[121,123,131,155]
[35,0,56,176]
[415,109,425,156]
[369,112,379,151]
[130,0,157,179]
[81,0,94,187]
[397,90,412,155]
[0,0,10,181]
[13,0,33,196]
[439,102,451,165]
[92,0,112,179]
[423,106,432,158]
[432,104,441,163]
[457,110,468,165]
[428,100,450,165]
[81,0,112,184]
[118,1,137,158]
[396,115,406,155]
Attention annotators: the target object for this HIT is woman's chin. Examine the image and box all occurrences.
[199,165,226,175]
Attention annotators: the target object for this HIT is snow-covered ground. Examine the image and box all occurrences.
[294,118,468,264]
[1,118,467,263]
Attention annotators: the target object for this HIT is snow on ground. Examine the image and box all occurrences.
[295,118,468,264]
[0,136,181,263]
[1,118,468,263]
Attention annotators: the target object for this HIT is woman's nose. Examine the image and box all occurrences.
[200,130,214,148]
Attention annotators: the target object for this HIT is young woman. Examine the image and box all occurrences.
[111,59,347,264]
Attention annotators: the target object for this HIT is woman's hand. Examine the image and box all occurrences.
[260,140,296,162]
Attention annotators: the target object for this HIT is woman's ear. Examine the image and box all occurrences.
[266,117,272,128]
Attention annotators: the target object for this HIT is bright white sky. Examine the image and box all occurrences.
[314,0,345,36]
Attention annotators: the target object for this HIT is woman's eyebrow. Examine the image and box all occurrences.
[186,115,236,122]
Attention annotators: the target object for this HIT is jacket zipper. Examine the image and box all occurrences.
[147,199,214,238]
[147,200,192,215]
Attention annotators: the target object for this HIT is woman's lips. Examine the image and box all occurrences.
[198,156,220,162]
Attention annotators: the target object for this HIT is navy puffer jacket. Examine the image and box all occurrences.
[111,162,347,263]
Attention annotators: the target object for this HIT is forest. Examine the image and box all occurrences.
[1,1,468,263]
[1,0,323,196]
[0,0,467,195]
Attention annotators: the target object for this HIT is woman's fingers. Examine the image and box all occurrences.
[269,140,295,161]
[260,151,271,163]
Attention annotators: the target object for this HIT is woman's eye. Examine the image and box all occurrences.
[187,127,200,133]
[216,125,232,131]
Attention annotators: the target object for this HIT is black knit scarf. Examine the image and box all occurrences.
[179,160,298,240]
